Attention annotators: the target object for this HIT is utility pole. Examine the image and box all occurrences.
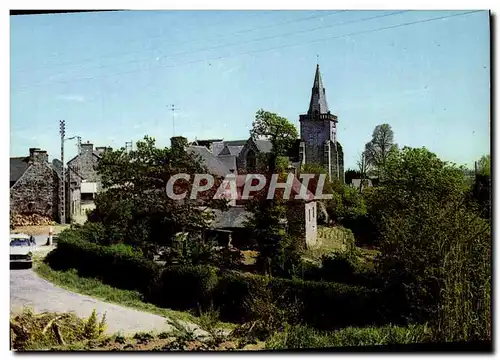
[59,120,66,224]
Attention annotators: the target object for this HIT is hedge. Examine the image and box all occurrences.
[213,270,271,323]
[45,232,160,294]
[149,265,218,311]
[46,231,390,329]
[269,278,385,330]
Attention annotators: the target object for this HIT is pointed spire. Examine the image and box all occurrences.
[308,64,329,115]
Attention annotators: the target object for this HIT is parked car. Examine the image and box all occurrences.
[10,234,34,268]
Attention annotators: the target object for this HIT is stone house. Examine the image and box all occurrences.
[178,137,318,248]
[66,141,111,221]
[210,174,318,248]
[10,148,60,221]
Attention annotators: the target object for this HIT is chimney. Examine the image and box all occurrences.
[29,148,48,163]
[170,136,188,151]
[80,141,93,157]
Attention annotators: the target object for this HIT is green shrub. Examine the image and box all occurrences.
[213,271,270,323]
[294,260,323,281]
[150,265,218,311]
[321,251,361,283]
[269,277,384,330]
[45,232,160,294]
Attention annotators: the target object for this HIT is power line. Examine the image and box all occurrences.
[20,10,346,76]
[12,10,481,92]
[12,10,405,90]
[15,10,308,73]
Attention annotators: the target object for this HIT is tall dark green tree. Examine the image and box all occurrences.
[246,110,301,276]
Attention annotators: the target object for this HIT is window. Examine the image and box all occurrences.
[81,193,94,201]
[308,208,311,222]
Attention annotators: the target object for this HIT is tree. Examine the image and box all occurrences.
[364,124,397,179]
[246,110,300,276]
[250,109,298,172]
[472,154,491,220]
[89,136,227,256]
[476,154,491,177]
[356,151,371,193]
[373,147,491,341]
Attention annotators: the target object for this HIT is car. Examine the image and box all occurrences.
[10,233,35,268]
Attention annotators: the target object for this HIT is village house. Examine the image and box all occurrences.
[10,148,61,221]
[176,135,319,248]
[66,141,112,223]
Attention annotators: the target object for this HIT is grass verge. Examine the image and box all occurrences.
[34,261,201,326]
[265,323,431,349]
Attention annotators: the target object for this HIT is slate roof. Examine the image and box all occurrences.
[217,155,237,172]
[66,150,101,166]
[211,207,251,229]
[212,141,226,156]
[10,157,30,185]
[187,146,231,177]
[308,64,330,115]
[224,140,248,147]
[253,139,273,153]
[218,145,245,156]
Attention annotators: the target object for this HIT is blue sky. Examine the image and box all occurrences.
[10,10,490,170]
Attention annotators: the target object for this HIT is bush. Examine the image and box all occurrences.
[150,265,218,312]
[45,231,160,294]
[213,271,270,323]
[269,277,384,330]
[321,251,361,283]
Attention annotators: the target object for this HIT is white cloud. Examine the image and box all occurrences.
[55,94,86,103]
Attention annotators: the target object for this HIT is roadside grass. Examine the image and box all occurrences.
[33,261,234,330]
[265,323,431,349]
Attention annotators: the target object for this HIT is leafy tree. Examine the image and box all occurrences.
[476,154,491,176]
[89,136,227,256]
[246,110,301,276]
[471,154,491,220]
[373,147,491,340]
[250,109,298,172]
[364,124,397,179]
[325,182,367,225]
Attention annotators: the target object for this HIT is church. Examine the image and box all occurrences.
[187,64,345,183]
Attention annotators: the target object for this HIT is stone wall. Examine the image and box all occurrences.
[10,162,60,220]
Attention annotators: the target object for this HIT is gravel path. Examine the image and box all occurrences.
[10,235,206,336]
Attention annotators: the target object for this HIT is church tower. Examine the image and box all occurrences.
[299,64,344,183]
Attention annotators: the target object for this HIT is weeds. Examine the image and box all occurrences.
[10,308,107,351]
